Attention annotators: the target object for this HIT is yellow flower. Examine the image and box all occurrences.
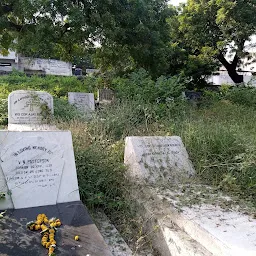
[74,235,79,241]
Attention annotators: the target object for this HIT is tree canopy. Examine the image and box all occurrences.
[0,0,173,78]
[175,0,256,83]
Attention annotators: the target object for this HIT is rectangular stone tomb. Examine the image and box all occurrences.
[68,92,95,112]
[8,90,53,125]
[0,131,80,210]
[124,136,195,183]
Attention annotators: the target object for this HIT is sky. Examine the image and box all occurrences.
[168,0,187,6]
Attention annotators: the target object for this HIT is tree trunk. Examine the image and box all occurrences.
[217,53,244,84]
[226,65,243,83]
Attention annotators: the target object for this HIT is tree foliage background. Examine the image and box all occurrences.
[1,0,256,84]
[0,0,174,78]
[174,0,256,83]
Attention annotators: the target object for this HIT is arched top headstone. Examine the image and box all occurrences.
[8,90,53,125]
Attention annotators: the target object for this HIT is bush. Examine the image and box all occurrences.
[225,87,256,108]
[0,72,99,99]
[112,69,185,103]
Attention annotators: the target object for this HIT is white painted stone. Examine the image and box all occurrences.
[8,124,57,131]
[68,92,95,112]
[152,186,256,256]
[1,136,64,209]
[0,131,80,210]
[124,136,195,183]
[8,90,53,125]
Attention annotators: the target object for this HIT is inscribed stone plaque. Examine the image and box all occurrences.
[0,131,80,210]
[124,136,195,184]
[0,136,64,209]
[8,90,53,124]
[68,92,95,112]
[97,89,114,103]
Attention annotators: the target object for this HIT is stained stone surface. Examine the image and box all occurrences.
[124,136,195,184]
[0,131,80,210]
[97,89,114,103]
[68,92,95,112]
[0,201,113,256]
[8,90,53,125]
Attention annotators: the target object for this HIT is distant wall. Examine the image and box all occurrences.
[18,57,72,76]
[208,71,256,86]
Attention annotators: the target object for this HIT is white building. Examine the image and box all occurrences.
[0,51,72,76]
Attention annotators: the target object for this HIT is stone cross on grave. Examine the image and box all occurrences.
[24,97,40,112]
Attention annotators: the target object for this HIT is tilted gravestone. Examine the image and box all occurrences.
[68,92,95,112]
[8,90,54,130]
[124,136,195,184]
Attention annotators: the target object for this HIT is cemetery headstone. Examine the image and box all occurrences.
[8,90,54,130]
[124,136,195,184]
[0,131,80,210]
[68,92,95,112]
[97,88,115,103]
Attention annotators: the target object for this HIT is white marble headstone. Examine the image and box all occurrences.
[8,90,53,125]
[124,136,195,184]
[0,131,80,210]
[68,92,95,112]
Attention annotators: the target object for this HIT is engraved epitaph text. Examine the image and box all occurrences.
[0,136,64,209]
[8,90,53,124]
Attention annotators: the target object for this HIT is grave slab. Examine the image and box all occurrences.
[124,136,195,184]
[68,92,95,112]
[8,90,53,125]
[8,123,57,131]
[129,184,256,256]
[0,131,80,210]
[0,201,113,256]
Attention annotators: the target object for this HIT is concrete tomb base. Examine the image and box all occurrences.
[130,185,256,256]
[0,201,112,256]
[124,136,256,256]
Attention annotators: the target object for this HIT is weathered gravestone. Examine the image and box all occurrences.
[68,92,95,112]
[8,90,54,131]
[97,89,114,104]
[0,131,112,255]
[124,136,195,183]
[0,131,79,210]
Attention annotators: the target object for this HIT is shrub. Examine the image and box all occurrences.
[112,69,185,103]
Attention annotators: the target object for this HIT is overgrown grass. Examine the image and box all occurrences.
[0,73,255,247]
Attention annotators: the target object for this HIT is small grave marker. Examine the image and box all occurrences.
[8,90,53,124]
[68,92,95,112]
[97,88,114,103]
[8,90,54,130]
[124,136,195,183]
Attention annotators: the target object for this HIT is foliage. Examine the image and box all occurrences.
[225,87,256,108]
[112,69,185,103]
[0,72,97,98]
[1,0,173,78]
[174,0,256,83]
